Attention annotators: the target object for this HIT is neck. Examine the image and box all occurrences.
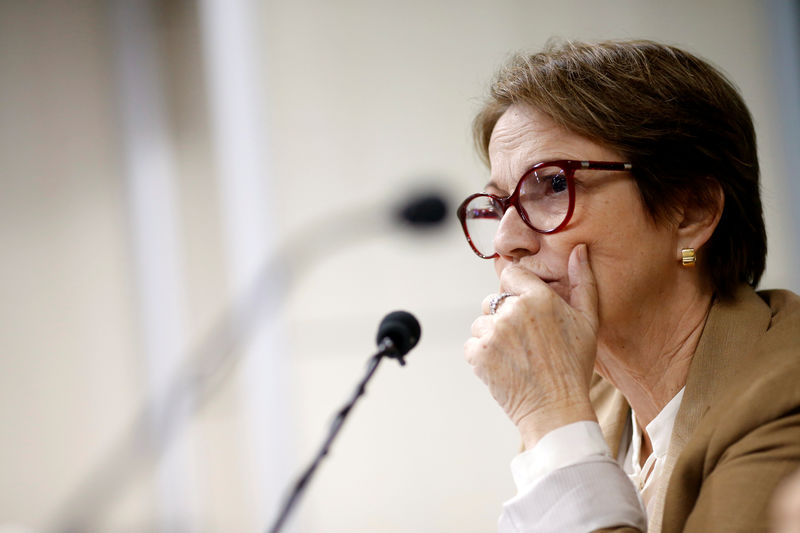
[594,286,713,428]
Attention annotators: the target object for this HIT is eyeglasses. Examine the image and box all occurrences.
[457,160,633,259]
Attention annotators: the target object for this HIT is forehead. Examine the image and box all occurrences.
[489,106,559,157]
[487,105,619,189]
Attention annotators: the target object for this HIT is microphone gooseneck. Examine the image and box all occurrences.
[267,311,421,533]
[48,188,442,533]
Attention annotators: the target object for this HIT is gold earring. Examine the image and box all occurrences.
[681,248,696,267]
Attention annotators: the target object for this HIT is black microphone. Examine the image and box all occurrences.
[267,311,421,533]
[48,191,442,533]
[396,193,447,227]
[376,310,421,365]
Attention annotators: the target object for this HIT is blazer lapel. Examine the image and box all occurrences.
[653,287,771,533]
[590,372,630,459]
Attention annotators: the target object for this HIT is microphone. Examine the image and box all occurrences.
[47,190,443,533]
[376,310,421,364]
[396,193,447,227]
[267,311,421,533]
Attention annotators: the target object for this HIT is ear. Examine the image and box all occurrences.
[675,183,724,255]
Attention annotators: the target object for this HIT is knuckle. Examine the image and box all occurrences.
[491,316,514,339]
[463,339,479,362]
[498,266,518,287]
[469,318,482,337]
[521,283,557,310]
[472,315,496,337]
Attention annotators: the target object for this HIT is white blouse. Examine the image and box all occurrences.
[624,388,685,517]
[501,388,685,532]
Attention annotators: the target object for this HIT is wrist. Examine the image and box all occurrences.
[517,402,597,450]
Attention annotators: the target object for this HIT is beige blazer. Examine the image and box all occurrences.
[592,286,800,533]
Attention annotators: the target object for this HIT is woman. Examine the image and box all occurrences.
[459,40,800,533]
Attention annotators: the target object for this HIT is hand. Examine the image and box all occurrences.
[464,244,600,449]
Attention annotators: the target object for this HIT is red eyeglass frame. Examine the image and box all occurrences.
[457,159,633,259]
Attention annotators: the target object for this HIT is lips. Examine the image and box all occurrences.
[532,273,560,285]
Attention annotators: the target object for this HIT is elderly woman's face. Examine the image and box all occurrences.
[488,105,679,330]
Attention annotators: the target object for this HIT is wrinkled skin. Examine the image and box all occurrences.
[465,245,599,446]
[463,105,717,449]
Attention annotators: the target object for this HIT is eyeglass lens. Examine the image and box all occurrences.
[463,165,570,257]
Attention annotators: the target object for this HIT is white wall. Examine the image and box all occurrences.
[0,1,797,532]
[0,1,144,527]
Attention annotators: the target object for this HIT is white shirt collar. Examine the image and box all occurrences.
[630,387,685,467]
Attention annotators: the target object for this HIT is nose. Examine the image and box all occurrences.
[493,205,541,260]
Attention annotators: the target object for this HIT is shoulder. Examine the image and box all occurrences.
[713,288,800,413]
[746,288,800,378]
[757,288,800,334]
[678,286,800,462]
[691,287,800,450]
[705,286,799,374]
[662,288,800,533]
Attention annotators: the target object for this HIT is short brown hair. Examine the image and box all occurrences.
[474,40,766,299]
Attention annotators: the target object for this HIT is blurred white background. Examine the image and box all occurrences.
[1,1,798,532]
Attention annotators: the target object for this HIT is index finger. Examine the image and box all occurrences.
[498,264,548,296]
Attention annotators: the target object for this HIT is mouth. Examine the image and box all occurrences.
[541,278,569,300]
[534,274,559,285]
[543,278,562,289]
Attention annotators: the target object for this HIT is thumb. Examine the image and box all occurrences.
[568,243,599,330]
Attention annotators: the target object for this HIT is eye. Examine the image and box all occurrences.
[525,165,569,201]
[550,174,567,193]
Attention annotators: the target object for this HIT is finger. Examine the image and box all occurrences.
[481,293,496,315]
[463,336,486,366]
[498,263,548,297]
[470,314,495,338]
[481,292,517,315]
[568,243,599,330]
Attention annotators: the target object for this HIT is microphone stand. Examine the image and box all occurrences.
[267,338,405,533]
[46,194,441,533]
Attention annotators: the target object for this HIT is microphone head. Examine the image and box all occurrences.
[396,193,448,227]
[376,311,421,357]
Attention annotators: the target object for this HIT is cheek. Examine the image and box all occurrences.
[588,230,677,323]
[580,201,661,265]
[588,230,667,286]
